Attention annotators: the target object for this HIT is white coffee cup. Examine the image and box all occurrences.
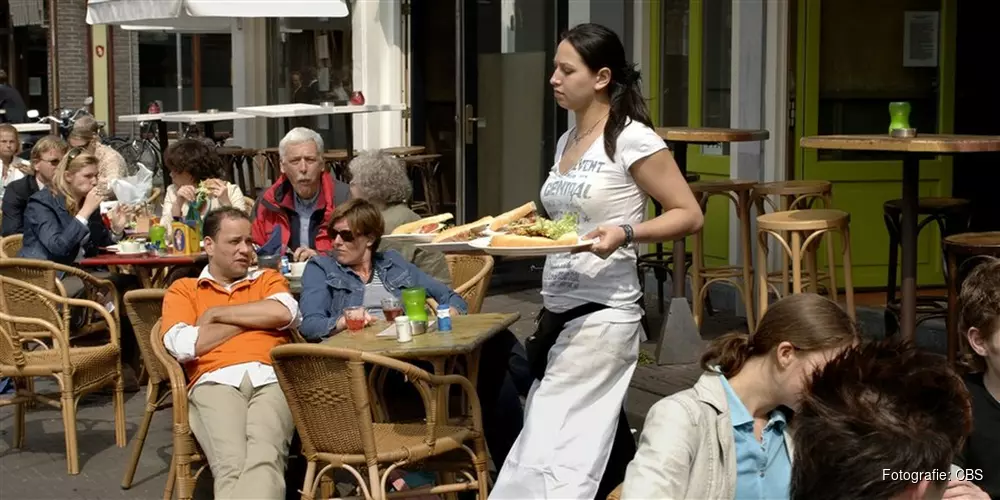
[119,241,143,253]
[288,261,307,278]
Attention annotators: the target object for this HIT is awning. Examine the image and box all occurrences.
[86,0,350,26]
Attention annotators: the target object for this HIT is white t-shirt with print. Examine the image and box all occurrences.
[540,120,667,320]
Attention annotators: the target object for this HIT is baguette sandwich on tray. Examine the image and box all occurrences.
[431,216,493,243]
[390,213,454,236]
[488,201,580,247]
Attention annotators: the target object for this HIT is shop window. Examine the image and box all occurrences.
[266,17,353,149]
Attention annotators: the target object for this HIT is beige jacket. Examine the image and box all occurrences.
[93,143,127,198]
[622,372,795,500]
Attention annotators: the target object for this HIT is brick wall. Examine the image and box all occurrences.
[46,0,139,136]
[111,26,140,135]
[53,0,88,109]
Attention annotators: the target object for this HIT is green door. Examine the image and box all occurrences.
[795,0,957,288]
[649,0,734,268]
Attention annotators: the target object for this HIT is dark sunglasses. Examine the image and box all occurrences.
[332,229,356,242]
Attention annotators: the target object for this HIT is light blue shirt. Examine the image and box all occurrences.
[293,192,318,250]
[720,375,791,500]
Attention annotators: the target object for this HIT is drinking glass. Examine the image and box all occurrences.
[344,306,367,331]
[381,297,404,321]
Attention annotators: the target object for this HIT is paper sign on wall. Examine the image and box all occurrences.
[903,11,939,68]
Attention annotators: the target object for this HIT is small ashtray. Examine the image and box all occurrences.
[320,101,336,108]
[890,128,917,138]
[206,108,219,114]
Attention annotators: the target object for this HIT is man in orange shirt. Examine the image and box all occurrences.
[161,207,300,499]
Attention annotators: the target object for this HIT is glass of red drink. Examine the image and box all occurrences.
[344,307,367,331]
[381,298,404,321]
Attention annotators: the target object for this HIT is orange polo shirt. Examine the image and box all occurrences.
[161,268,291,387]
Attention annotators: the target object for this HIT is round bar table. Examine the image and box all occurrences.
[800,134,1000,342]
[652,127,769,364]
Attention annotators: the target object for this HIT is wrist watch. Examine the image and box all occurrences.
[618,224,634,247]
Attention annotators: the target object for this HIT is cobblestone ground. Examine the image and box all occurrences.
[0,291,543,500]
[0,283,926,499]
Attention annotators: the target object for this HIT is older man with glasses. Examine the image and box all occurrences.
[252,127,351,262]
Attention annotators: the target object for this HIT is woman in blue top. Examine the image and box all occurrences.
[622,294,859,499]
[18,147,142,390]
[298,198,527,469]
[298,198,466,338]
[19,148,126,264]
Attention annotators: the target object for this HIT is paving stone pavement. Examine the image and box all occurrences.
[0,283,903,499]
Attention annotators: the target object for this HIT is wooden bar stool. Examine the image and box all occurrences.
[756,209,855,320]
[259,147,281,184]
[883,197,971,336]
[402,154,444,215]
[751,180,833,299]
[216,146,258,198]
[689,179,757,331]
[942,232,1000,365]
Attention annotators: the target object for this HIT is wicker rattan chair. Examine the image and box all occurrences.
[0,233,23,257]
[445,255,494,315]
[121,289,170,491]
[0,258,118,341]
[270,344,490,500]
[0,276,126,475]
[149,312,208,500]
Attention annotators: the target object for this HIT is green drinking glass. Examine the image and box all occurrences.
[889,101,912,132]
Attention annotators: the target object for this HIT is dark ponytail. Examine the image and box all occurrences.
[700,293,860,378]
[700,332,752,377]
[561,23,654,159]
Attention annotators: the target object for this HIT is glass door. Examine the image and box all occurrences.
[795,0,956,287]
[456,0,564,223]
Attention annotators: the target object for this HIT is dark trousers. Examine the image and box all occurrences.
[596,408,637,499]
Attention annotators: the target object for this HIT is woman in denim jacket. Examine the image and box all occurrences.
[298,198,528,472]
[298,199,466,340]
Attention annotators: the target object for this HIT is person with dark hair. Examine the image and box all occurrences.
[954,257,1000,499]
[298,198,528,471]
[0,69,27,124]
[160,206,300,499]
[490,23,703,499]
[621,293,858,499]
[790,338,974,500]
[160,139,248,229]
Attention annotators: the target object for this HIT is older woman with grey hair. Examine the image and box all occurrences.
[348,150,451,284]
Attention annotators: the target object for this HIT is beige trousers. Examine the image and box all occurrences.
[188,374,295,500]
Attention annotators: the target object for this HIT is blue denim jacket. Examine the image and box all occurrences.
[298,250,467,340]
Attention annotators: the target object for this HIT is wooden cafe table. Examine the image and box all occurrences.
[322,312,520,420]
[800,134,1000,341]
[651,128,769,365]
[80,252,205,288]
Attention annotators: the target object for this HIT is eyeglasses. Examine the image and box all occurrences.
[332,229,355,242]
